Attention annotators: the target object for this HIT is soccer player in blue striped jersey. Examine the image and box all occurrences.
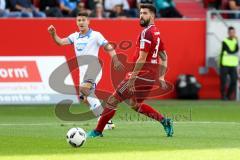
[48,12,124,130]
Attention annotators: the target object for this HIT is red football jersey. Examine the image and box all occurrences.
[132,24,165,79]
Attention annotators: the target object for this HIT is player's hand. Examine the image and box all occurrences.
[127,77,136,93]
[113,60,125,71]
[48,25,56,36]
[159,77,168,90]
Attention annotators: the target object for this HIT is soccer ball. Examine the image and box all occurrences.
[66,128,86,147]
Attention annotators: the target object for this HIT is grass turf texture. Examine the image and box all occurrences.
[0,100,240,160]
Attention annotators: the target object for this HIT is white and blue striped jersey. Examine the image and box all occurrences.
[67,29,108,57]
[67,29,108,84]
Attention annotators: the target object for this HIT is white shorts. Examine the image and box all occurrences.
[79,65,102,86]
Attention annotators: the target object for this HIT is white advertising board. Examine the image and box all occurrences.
[0,56,79,104]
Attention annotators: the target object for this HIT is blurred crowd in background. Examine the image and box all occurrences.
[0,0,239,18]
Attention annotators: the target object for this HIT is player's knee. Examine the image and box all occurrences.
[79,87,90,96]
[107,96,119,107]
[128,99,139,111]
[127,99,136,106]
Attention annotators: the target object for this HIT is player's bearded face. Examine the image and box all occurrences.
[140,17,150,27]
[139,9,151,27]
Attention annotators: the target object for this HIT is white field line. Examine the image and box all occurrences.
[0,121,240,126]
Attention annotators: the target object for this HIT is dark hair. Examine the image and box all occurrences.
[228,26,235,31]
[77,12,89,17]
[140,4,156,15]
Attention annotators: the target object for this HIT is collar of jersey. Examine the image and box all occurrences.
[145,24,154,28]
[78,29,92,38]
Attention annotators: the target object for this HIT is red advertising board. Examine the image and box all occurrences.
[0,19,220,99]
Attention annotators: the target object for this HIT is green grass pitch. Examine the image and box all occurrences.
[0,100,240,160]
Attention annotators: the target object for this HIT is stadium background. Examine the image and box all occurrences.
[1,1,240,160]
[0,18,220,99]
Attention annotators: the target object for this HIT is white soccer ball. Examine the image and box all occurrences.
[66,127,86,147]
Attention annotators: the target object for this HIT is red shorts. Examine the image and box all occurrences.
[113,75,156,103]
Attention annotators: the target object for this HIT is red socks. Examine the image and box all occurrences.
[137,103,164,122]
[95,105,116,132]
[95,103,164,133]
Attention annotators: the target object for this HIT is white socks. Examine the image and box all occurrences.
[86,93,103,117]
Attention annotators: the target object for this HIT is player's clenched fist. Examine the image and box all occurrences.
[48,25,56,35]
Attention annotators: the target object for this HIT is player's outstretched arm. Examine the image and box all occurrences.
[104,43,124,71]
[158,50,168,80]
[158,50,168,89]
[48,25,70,46]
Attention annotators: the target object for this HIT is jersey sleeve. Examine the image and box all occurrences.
[159,39,165,52]
[140,29,153,53]
[97,32,108,46]
[67,33,75,44]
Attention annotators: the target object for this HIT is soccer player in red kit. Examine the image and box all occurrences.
[87,4,173,138]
